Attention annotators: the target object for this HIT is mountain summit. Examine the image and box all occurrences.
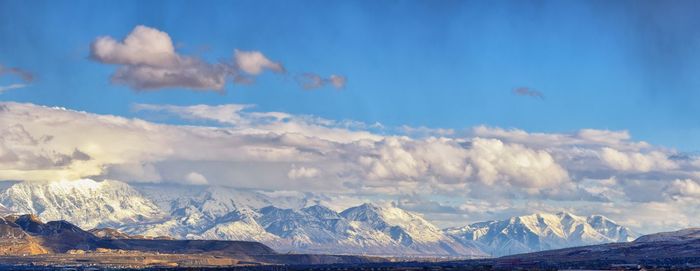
[444,212,637,256]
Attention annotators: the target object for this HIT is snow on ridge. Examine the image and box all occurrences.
[0,179,638,257]
[0,179,163,229]
[444,211,639,256]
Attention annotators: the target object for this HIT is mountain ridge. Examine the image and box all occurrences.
[0,179,637,257]
[444,211,638,256]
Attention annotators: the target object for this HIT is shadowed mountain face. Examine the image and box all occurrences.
[0,215,91,254]
[485,228,700,269]
[634,227,700,243]
[0,216,48,255]
[0,214,277,256]
[0,214,382,265]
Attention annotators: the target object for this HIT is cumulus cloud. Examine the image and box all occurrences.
[664,179,700,199]
[91,26,178,67]
[4,101,700,232]
[513,86,544,99]
[90,25,344,92]
[467,138,568,188]
[296,73,347,90]
[90,25,232,91]
[600,147,677,173]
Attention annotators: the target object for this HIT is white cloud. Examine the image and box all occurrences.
[234,49,284,75]
[91,25,231,91]
[600,147,677,173]
[91,25,178,67]
[0,83,27,94]
[467,138,568,188]
[133,103,381,143]
[90,26,347,92]
[472,126,648,150]
[664,179,700,199]
[287,166,320,180]
[90,25,289,91]
[185,171,209,185]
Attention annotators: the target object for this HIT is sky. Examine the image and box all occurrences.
[1,0,700,233]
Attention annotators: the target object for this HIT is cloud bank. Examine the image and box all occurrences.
[1,102,699,233]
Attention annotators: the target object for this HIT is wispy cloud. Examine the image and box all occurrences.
[296,73,347,90]
[0,65,34,83]
[0,65,34,94]
[513,86,544,99]
[0,83,28,93]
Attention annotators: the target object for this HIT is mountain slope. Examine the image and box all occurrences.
[124,190,487,257]
[634,227,700,243]
[490,227,700,269]
[0,179,163,229]
[0,215,48,255]
[339,203,486,257]
[444,212,638,256]
[120,186,284,245]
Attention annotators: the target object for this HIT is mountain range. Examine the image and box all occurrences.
[444,212,636,256]
[0,214,379,267]
[0,179,638,257]
[487,227,700,269]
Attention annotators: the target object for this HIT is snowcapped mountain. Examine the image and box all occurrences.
[123,186,486,257]
[0,179,163,229]
[338,203,485,257]
[0,179,639,258]
[119,185,284,245]
[444,212,638,256]
[253,203,486,257]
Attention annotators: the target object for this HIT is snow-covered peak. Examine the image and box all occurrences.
[444,211,638,256]
[301,204,341,219]
[0,179,163,229]
[341,203,446,244]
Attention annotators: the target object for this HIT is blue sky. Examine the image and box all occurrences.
[4,1,700,232]
[2,0,700,150]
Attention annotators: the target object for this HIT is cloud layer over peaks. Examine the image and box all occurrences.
[2,102,700,233]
